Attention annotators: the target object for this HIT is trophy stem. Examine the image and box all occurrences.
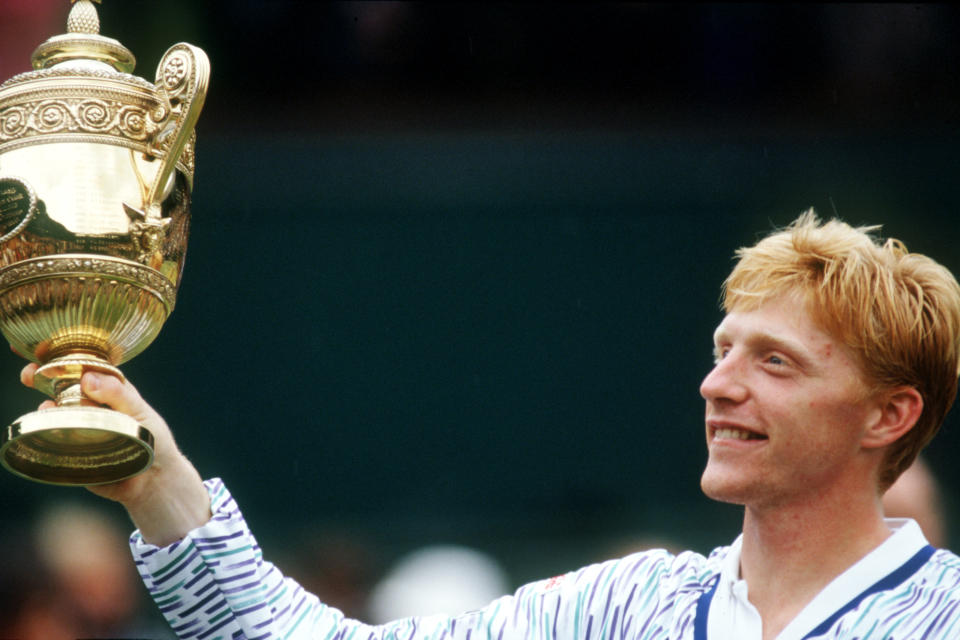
[34,353,123,401]
[0,355,155,486]
[0,0,207,487]
[56,382,86,407]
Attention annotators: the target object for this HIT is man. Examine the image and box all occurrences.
[23,211,960,639]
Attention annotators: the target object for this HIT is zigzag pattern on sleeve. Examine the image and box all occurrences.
[129,480,960,640]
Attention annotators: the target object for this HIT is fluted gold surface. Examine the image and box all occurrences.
[0,1,207,485]
[0,254,172,364]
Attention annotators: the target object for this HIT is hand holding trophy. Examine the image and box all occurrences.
[0,0,209,485]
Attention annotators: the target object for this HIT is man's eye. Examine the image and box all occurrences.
[767,355,784,365]
[713,347,729,363]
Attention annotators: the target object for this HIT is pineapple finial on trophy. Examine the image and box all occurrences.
[0,0,209,486]
[67,0,103,35]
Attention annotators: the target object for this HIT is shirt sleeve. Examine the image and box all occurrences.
[129,478,678,640]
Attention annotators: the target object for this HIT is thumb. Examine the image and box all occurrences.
[81,371,155,422]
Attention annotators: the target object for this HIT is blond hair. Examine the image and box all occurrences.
[723,210,960,490]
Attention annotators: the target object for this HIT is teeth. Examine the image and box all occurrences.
[714,428,759,440]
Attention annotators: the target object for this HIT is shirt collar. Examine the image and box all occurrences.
[713,518,930,640]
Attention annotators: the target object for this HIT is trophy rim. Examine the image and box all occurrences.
[32,33,136,74]
[0,1,206,487]
[0,253,177,311]
[1,405,155,486]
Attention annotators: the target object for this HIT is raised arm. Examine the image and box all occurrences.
[20,364,211,546]
[18,365,681,640]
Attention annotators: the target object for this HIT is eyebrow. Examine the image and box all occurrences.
[712,325,815,370]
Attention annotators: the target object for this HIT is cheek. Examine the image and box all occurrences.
[803,396,870,448]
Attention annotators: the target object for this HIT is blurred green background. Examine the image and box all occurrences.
[1,0,959,605]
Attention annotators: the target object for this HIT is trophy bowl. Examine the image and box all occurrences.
[0,0,208,485]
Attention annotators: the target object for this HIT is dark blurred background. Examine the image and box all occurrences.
[1,1,960,636]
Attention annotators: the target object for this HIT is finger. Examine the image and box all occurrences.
[80,371,151,420]
[37,399,56,410]
[20,362,38,388]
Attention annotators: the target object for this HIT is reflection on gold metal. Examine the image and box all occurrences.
[0,0,208,485]
[3,406,153,486]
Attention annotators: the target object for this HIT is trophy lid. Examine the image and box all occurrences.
[0,0,210,193]
[31,0,136,74]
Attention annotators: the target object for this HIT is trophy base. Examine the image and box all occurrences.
[0,406,154,486]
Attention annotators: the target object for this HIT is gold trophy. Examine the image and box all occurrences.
[0,0,209,485]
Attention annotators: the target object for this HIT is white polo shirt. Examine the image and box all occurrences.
[131,480,960,640]
[707,519,932,640]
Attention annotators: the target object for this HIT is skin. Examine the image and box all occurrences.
[20,364,211,547]
[19,293,924,638]
[699,295,923,640]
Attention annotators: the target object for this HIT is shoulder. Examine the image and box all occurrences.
[833,548,960,639]
[916,548,960,592]
[500,545,729,638]
[896,548,960,598]
[522,543,728,604]
[901,548,960,614]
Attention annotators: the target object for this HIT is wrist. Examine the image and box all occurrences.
[124,453,211,547]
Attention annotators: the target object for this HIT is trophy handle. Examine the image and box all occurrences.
[0,177,38,244]
[143,43,210,213]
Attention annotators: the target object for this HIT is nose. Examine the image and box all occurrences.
[699,351,749,404]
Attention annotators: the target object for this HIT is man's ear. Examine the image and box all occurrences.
[861,386,924,449]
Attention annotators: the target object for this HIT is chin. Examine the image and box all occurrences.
[700,468,750,505]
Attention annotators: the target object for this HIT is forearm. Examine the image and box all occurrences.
[122,452,211,546]
[38,369,216,545]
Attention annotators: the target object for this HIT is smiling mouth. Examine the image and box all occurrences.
[713,427,767,441]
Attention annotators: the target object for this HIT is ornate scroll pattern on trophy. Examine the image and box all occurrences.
[122,43,207,268]
[0,73,187,174]
[0,88,164,147]
[0,0,208,486]
[145,43,209,205]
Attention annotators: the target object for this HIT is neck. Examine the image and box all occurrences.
[738,487,892,638]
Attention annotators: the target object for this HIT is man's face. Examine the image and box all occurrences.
[699,295,878,510]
